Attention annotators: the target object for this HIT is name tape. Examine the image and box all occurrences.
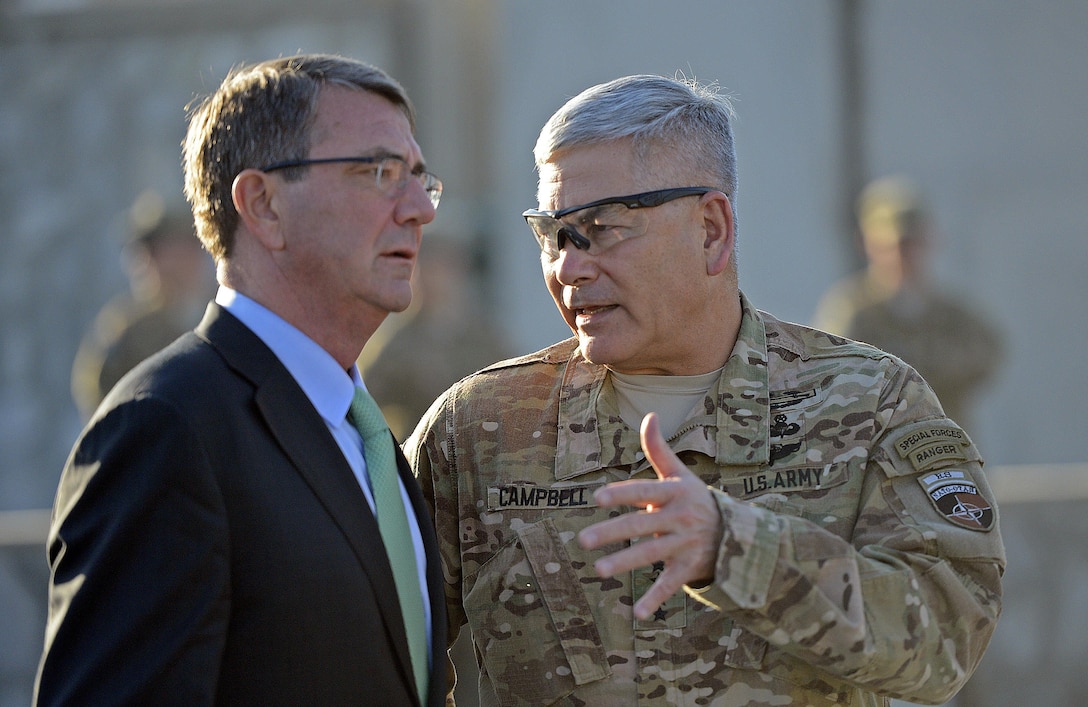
[487,483,600,511]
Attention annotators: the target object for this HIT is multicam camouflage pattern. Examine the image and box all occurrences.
[404,293,1005,707]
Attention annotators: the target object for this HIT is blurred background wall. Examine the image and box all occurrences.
[1,0,1085,704]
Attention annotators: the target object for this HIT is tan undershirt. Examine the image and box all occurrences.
[610,367,723,440]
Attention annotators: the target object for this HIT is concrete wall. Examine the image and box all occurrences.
[485,0,1088,470]
[3,0,1085,505]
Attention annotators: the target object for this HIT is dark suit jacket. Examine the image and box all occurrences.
[36,303,447,706]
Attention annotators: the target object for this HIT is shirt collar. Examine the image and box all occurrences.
[554,291,771,480]
[215,286,362,425]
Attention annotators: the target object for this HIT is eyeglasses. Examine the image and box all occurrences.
[522,187,717,259]
[260,156,443,209]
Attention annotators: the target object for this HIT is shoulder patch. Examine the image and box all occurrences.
[892,424,969,471]
[917,469,995,531]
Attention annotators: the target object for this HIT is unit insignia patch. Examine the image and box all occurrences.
[917,469,994,531]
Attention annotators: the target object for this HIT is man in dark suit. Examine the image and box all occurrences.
[36,54,447,706]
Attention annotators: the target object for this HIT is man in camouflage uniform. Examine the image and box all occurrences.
[405,74,1004,706]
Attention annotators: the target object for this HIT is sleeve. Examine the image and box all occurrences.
[688,365,1005,704]
[404,391,465,706]
[36,396,230,706]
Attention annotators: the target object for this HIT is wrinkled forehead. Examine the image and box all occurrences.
[535,139,643,209]
[311,86,424,165]
[535,138,690,210]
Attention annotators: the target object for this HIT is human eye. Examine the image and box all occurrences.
[339,160,380,186]
[581,205,636,236]
[577,204,653,252]
[375,157,410,189]
[578,218,612,236]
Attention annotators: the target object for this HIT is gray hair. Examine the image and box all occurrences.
[182,53,413,260]
[533,74,739,203]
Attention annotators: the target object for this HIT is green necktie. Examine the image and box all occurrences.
[349,386,429,703]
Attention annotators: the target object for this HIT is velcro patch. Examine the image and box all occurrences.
[918,469,994,531]
[632,560,686,631]
[769,388,817,410]
[487,483,600,511]
[894,425,968,471]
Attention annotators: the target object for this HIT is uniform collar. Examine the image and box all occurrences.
[554,292,771,481]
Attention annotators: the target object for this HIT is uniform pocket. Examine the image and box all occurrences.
[464,517,610,705]
[718,618,768,669]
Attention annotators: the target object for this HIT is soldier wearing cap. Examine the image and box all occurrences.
[813,176,1004,430]
[70,190,214,419]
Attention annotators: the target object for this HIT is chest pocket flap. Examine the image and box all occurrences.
[518,519,611,685]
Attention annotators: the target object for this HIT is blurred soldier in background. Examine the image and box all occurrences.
[813,176,1004,430]
[70,190,214,419]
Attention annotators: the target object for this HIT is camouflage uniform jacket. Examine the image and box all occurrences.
[405,294,1005,707]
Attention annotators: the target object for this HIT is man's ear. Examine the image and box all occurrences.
[232,168,286,251]
[702,192,734,276]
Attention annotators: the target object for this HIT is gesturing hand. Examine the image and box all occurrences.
[577,412,723,620]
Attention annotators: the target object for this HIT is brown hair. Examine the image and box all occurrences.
[182,54,413,260]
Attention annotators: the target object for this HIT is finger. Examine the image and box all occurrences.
[589,533,685,577]
[641,412,691,483]
[592,477,682,510]
[578,502,673,550]
[632,567,688,620]
[592,413,690,509]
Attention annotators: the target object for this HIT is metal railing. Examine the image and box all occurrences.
[0,509,50,548]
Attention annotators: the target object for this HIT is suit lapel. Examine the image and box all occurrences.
[396,446,448,705]
[197,304,418,698]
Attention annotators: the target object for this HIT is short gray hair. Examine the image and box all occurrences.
[533,74,738,202]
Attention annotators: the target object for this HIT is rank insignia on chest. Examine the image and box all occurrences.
[632,561,686,631]
[917,469,995,531]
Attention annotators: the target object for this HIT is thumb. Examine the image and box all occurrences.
[640,412,678,481]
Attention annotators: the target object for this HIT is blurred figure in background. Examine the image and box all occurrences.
[812,176,1004,431]
[70,190,214,419]
[361,233,514,439]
